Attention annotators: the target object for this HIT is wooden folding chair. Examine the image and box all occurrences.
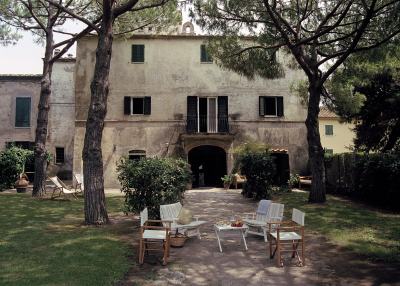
[139,208,171,266]
[48,176,78,199]
[268,208,305,267]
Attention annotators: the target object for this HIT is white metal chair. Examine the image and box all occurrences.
[160,202,207,239]
[48,176,78,199]
[243,202,284,241]
[268,208,305,267]
[139,208,171,265]
[73,173,84,195]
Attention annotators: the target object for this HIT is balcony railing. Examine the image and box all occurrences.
[186,115,229,133]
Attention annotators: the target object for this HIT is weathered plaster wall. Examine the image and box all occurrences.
[47,60,76,178]
[0,79,40,149]
[74,36,309,187]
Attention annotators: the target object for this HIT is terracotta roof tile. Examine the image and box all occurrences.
[319,107,338,118]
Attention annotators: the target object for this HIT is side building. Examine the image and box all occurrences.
[73,28,309,188]
[319,107,355,154]
[0,58,75,180]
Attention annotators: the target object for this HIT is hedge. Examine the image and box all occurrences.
[325,152,400,210]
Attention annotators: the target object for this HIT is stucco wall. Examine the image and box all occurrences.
[47,60,76,178]
[319,118,355,153]
[0,78,40,149]
[74,35,309,187]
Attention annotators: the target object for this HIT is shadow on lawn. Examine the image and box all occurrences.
[0,194,131,286]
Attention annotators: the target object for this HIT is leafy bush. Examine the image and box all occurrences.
[0,147,33,191]
[288,173,300,188]
[117,157,191,219]
[325,152,400,210]
[235,143,276,199]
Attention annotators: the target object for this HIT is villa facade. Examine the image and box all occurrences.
[73,27,309,187]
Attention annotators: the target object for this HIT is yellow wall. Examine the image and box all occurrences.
[319,118,355,154]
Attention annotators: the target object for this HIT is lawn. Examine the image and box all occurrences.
[274,191,400,262]
[0,193,131,286]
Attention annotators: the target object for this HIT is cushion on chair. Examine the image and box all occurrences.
[270,231,302,240]
[177,207,193,225]
[243,219,266,227]
[143,230,167,240]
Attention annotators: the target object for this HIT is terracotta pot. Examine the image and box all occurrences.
[15,175,29,193]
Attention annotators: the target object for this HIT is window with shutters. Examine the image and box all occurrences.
[186,96,229,133]
[131,44,145,63]
[325,125,333,135]
[55,147,65,164]
[124,96,151,115]
[259,96,284,117]
[128,150,146,161]
[15,97,31,127]
[200,45,213,63]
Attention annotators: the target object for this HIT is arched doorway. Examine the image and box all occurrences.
[188,145,227,188]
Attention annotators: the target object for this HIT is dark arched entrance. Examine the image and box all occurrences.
[188,145,227,188]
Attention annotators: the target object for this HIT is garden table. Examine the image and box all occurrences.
[214,224,248,252]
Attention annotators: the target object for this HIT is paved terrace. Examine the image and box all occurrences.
[117,188,396,286]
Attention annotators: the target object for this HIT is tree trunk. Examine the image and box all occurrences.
[82,12,114,224]
[32,29,54,197]
[305,82,326,203]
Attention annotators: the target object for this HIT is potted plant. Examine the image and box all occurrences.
[221,174,233,190]
[15,172,29,193]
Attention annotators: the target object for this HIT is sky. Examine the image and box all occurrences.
[0,6,193,75]
[0,21,83,74]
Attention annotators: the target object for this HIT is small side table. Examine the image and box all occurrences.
[214,224,249,252]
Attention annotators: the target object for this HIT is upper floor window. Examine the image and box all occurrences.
[124,96,151,115]
[325,148,333,155]
[129,150,146,161]
[55,147,65,164]
[259,96,284,117]
[131,44,145,63]
[200,44,213,63]
[325,125,333,135]
[15,97,31,128]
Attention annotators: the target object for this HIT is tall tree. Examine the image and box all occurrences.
[79,0,180,224]
[192,0,400,202]
[1,0,100,197]
[0,0,21,46]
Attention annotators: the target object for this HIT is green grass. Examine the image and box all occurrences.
[0,193,131,286]
[274,191,400,262]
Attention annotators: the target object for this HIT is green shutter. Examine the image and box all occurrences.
[200,45,212,62]
[259,96,265,116]
[277,97,284,117]
[325,125,333,135]
[15,97,31,127]
[132,45,145,62]
[144,97,151,115]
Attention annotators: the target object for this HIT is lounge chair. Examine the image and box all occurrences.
[243,201,284,241]
[139,207,171,265]
[268,208,305,267]
[73,173,84,194]
[48,176,78,199]
[160,202,207,239]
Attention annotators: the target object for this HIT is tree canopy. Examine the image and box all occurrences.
[191,0,400,203]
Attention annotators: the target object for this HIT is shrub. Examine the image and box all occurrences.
[235,143,276,199]
[117,157,191,219]
[0,147,33,191]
